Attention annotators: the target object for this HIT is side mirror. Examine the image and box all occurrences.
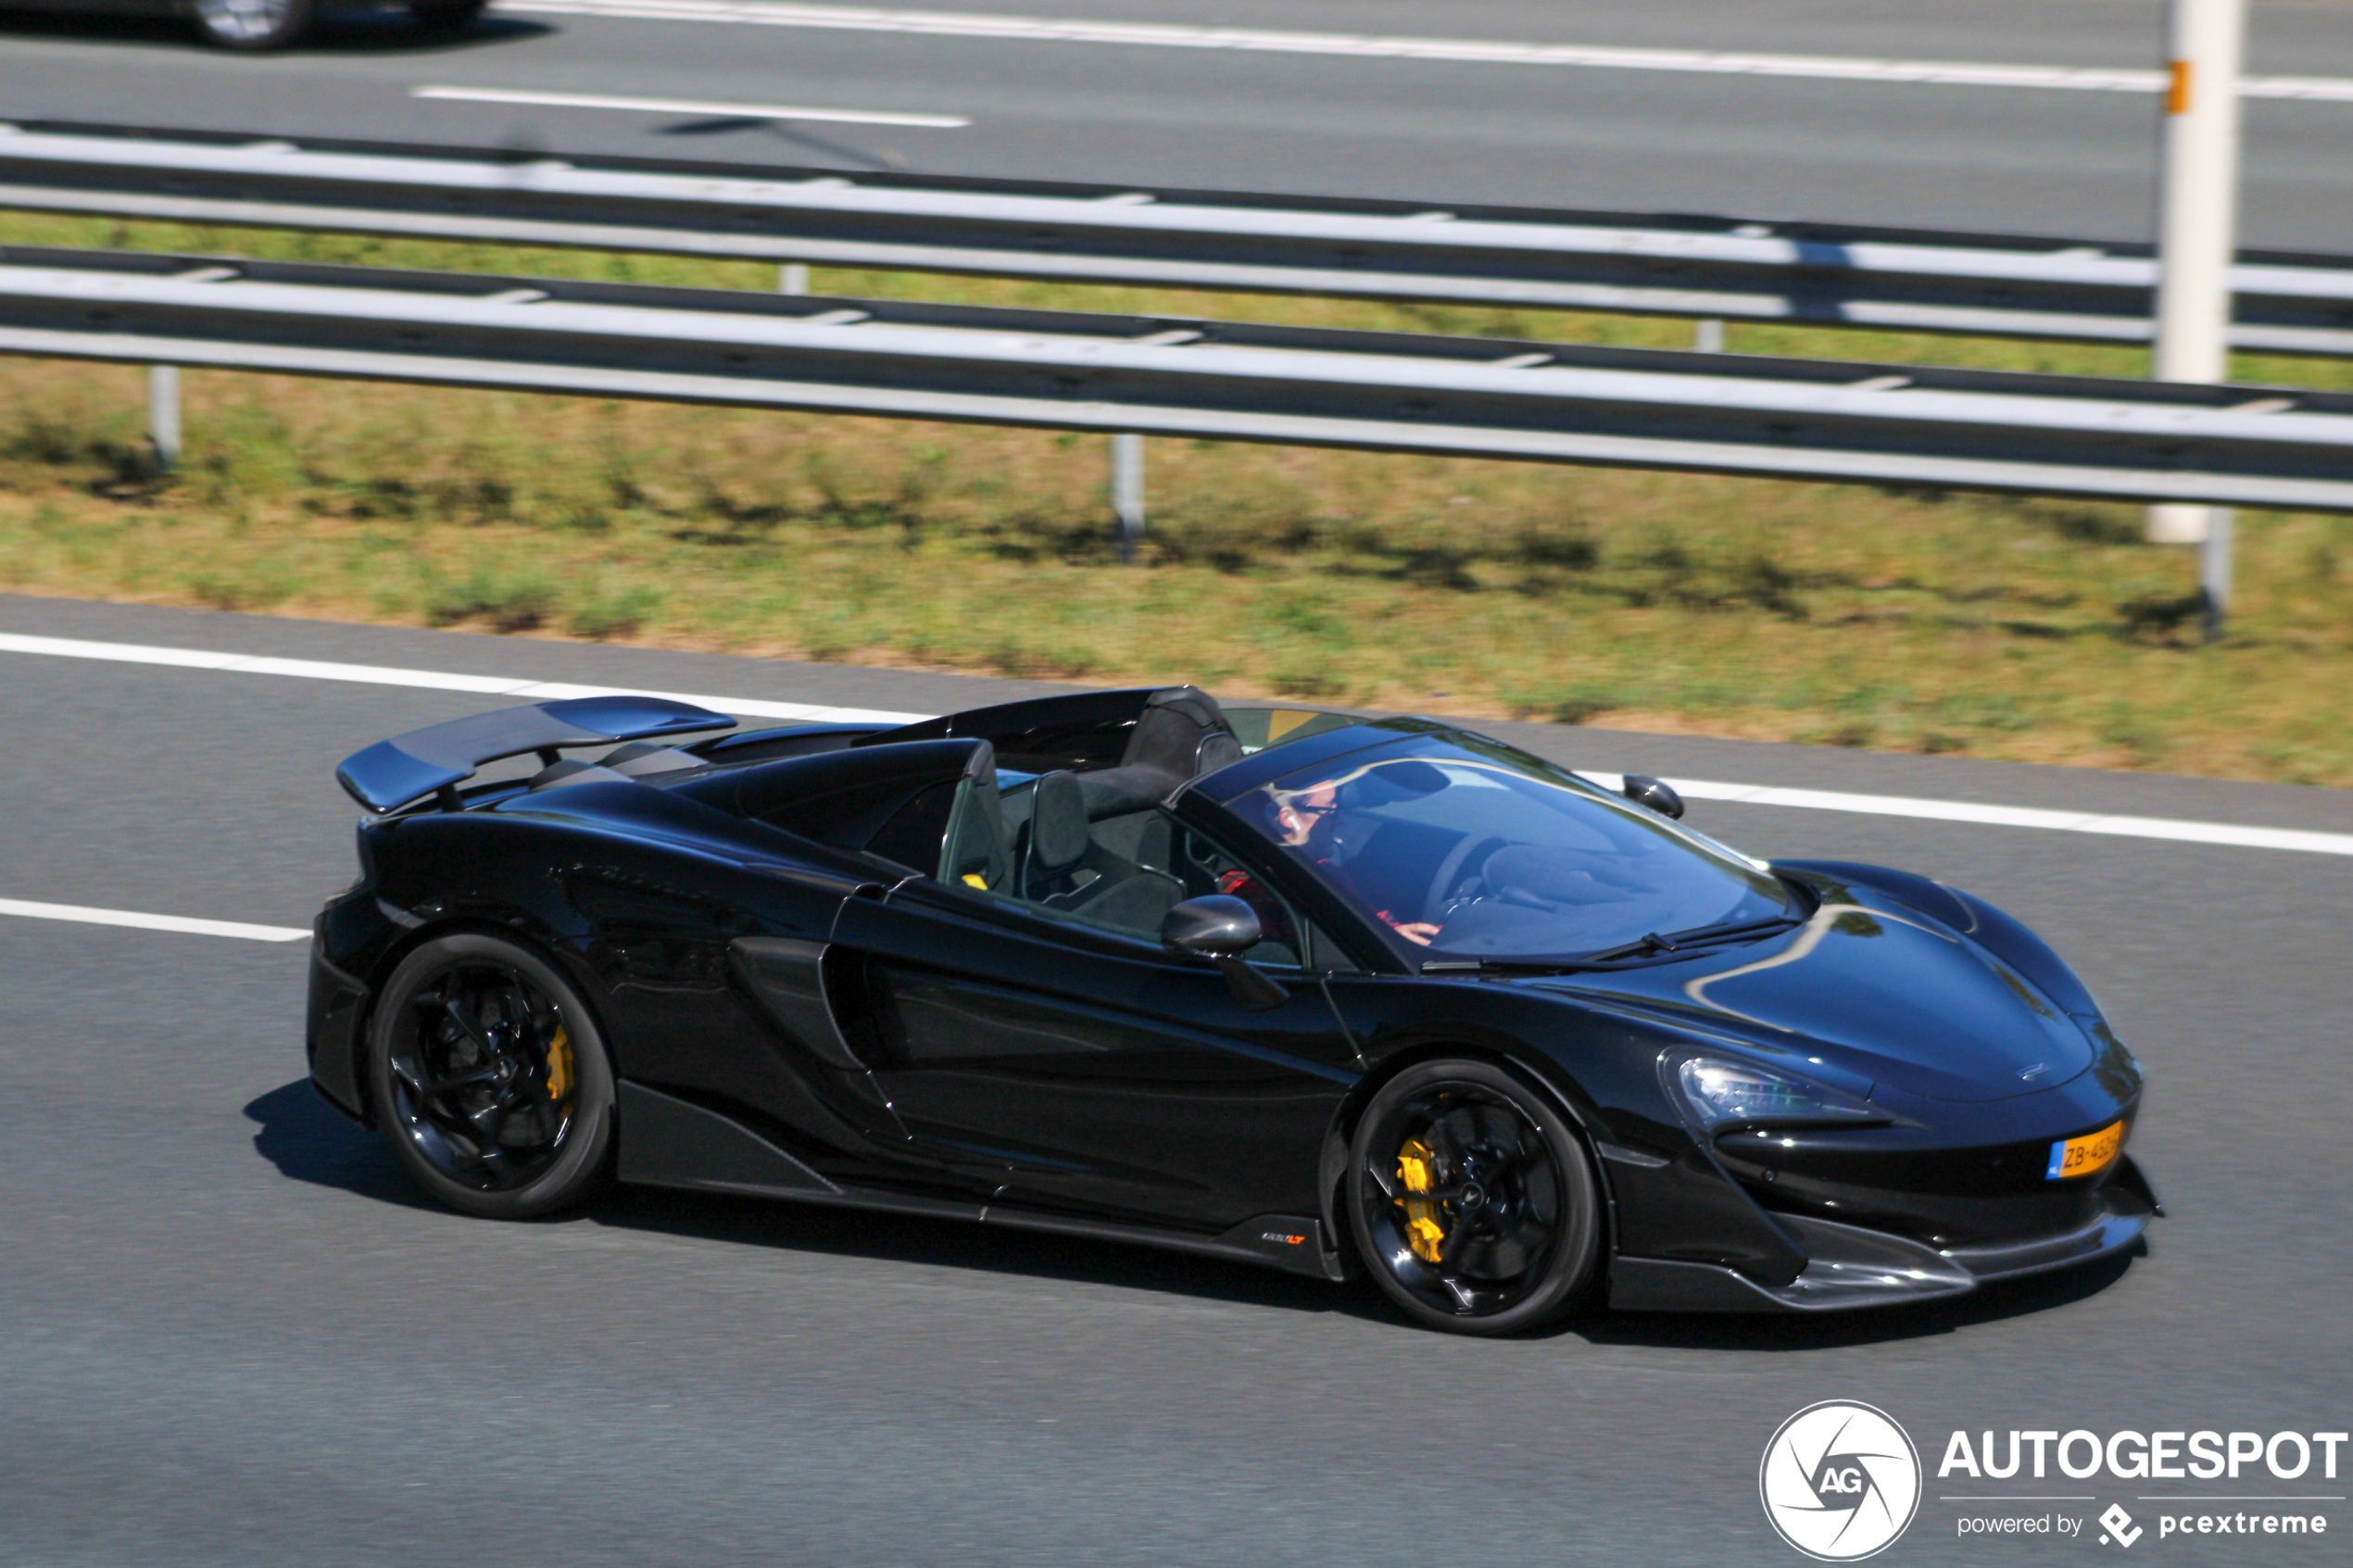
[1161,895,1263,957]
[1161,895,1290,1010]
[1622,774,1685,820]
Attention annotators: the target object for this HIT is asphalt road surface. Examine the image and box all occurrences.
[1,591,2347,1566]
[3,0,2352,248]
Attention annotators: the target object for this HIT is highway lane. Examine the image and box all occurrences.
[1,594,2348,1565]
[2,1,2351,248]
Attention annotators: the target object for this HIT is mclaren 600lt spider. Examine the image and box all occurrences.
[307,685,2157,1335]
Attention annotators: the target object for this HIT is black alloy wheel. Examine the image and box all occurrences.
[186,0,313,48]
[1347,1059,1601,1335]
[367,933,615,1219]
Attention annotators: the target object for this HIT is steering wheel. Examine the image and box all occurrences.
[1422,834,1507,922]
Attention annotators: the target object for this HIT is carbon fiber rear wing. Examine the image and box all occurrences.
[334,696,735,813]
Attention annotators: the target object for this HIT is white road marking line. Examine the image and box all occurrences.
[1578,773,2353,857]
[410,85,972,126]
[0,633,925,725]
[4,629,2351,857]
[0,897,308,942]
[484,0,2353,103]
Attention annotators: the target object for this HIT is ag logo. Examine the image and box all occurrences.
[1759,1400,1922,1561]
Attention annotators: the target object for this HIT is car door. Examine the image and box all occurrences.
[559,836,930,1174]
[826,779,1360,1230]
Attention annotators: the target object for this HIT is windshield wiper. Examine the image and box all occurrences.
[1583,914,1805,963]
[1420,913,1806,977]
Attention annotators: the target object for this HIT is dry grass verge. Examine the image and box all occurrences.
[2,213,2350,786]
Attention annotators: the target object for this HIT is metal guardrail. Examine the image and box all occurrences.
[4,120,2353,358]
[5,245,2350,512]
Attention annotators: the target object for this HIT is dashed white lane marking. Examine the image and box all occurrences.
[6,629,2352,858]
[409,85,973,127]
[0,897,308,942]
[484,0,2353,103]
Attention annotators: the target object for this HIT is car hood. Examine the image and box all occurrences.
[1527,893,2096,1102]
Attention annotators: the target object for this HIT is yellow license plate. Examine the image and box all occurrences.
[2045,1120,2124,1181]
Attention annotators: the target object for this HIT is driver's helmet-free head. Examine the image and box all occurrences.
[1265,777,1340,848]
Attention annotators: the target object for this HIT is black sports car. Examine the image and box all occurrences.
[306,685,2158,1335]
[9,0,483,50]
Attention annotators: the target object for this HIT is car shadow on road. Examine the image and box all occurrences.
[600,1182,1403,1323]
[243,1075,2142,1342]
[243,1077,436,1210]
[0,6,550,55]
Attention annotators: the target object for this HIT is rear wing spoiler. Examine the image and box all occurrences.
[335,696,736,813]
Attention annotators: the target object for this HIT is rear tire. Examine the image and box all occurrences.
[366,933,614,1220]
[187,0,312,48]
[1346,1058,1601,1336]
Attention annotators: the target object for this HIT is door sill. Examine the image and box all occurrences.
[617,1079,1344,1281]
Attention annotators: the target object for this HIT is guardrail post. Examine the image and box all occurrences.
[1111,433,1145,561]
[1692,320,1726,354]
[778,263,810,295]
[148,365,181,470]
[2145,0,2246,569]
[2200,508,2233,641]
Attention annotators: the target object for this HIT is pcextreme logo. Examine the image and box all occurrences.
[1760,1401,1924,1562]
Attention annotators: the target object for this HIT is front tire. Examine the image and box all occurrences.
[1347,1059,1602,1335]
[366,933,615,1220]
[187,0,313,48]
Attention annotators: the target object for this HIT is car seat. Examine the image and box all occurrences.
[1022,768,1184,934]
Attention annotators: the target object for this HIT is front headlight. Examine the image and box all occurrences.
[1674,1056,1881,1128]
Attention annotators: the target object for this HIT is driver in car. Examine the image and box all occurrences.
[1246,774,1445,947]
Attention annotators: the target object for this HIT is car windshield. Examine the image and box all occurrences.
[1235,733,1794,960]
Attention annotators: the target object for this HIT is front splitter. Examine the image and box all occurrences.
[1607,1165,2157,1314]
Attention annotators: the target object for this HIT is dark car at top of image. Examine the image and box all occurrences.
[305,684,2159,1336]
[10,0,484,50]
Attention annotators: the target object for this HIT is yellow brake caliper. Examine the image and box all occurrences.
[544,1023,573,1106]
[1397,1137,1446,1263]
